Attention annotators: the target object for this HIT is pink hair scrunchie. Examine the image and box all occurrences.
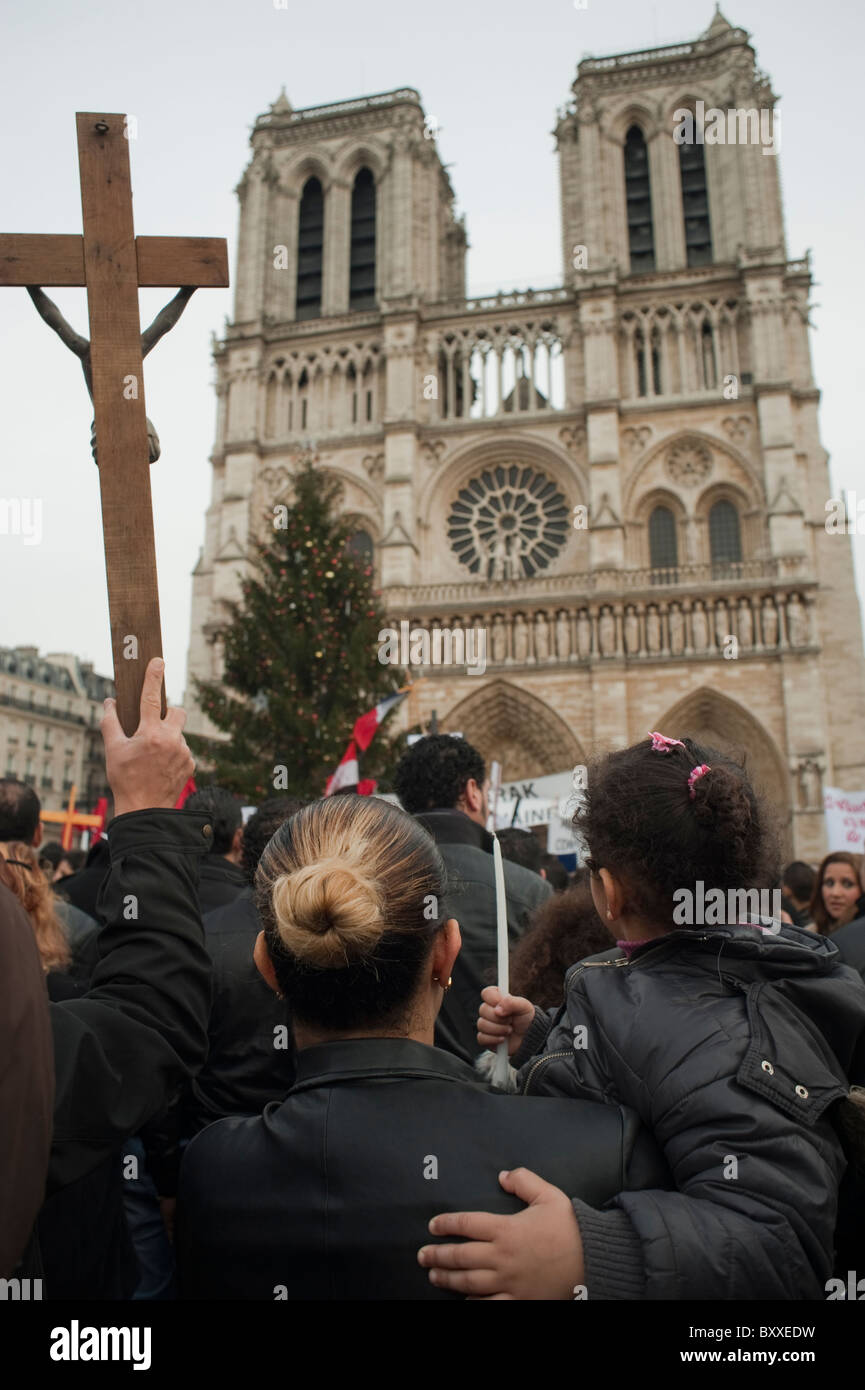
[648,731,686,753]
[688,764,711,799]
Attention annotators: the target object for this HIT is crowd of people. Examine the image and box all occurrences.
[1,656,864,1300]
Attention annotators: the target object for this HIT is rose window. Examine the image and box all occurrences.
[447,464,569,579]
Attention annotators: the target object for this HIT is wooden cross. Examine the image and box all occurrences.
[0,113,229,735]
[40,784,105,851]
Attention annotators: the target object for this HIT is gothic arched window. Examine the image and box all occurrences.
[350,168,377,311]
[346,529,375,571]
[649,505,678,578]
[679,135,713,267]
[709,499,742,575]
[296,177,324,321]
[624,126,655,273]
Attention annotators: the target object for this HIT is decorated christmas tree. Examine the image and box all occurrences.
[189,457,404,800]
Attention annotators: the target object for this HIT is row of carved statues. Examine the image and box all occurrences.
[395,591,813,665]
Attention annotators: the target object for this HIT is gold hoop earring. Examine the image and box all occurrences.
[433,975,453,993]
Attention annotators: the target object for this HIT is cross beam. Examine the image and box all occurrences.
[0,114,229,735]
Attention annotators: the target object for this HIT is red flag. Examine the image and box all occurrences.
[324,691,407,796]
[325,741,359,796]
[351,690,407,752]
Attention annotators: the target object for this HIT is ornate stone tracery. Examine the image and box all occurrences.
[447,464,570,580]
[665,438,714,487]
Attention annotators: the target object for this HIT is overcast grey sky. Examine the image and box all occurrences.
[1,0,863,704]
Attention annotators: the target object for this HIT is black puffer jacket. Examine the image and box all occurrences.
[513,922,865,1301]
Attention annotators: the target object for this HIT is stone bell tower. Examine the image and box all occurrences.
[185,84,467,721]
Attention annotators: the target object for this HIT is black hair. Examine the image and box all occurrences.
[783,860,817,903]
[540,853,570,892]
[38,841,66,869]
[392,734,486,813]
[578,736,779,926]
[0,779,41,844]
[497,827,544,875]
[185,786,243,855]
[241,797,308,881]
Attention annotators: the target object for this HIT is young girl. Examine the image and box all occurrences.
[418,734,865,1300]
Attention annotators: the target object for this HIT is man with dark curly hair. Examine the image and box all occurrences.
[393,734,550,1061]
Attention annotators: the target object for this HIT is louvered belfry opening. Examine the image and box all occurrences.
[624,125,655,273]
[680,135,713,267]
[296,176,324,320]
[350,167,377,311]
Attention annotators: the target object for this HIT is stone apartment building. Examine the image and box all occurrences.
[0,646,114,836]
[185,7,865,859]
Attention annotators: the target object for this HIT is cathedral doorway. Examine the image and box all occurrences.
[441,679,585,782]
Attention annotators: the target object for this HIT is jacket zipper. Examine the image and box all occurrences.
[522,1050,575,1094]
[524,934,717,1094]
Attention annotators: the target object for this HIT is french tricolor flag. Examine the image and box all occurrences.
[325,691,407,796]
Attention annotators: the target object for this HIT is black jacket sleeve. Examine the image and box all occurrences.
[46,809,213,1194]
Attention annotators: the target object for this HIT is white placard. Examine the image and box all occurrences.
[823,786,865,853]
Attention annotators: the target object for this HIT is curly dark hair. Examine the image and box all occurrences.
[510,873,614,1008]
[392,734,486,814]
[578,736,780,927]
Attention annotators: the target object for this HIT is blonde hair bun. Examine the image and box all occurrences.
[270,853,384,969]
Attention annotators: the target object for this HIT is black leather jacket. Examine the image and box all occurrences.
[513,922,865,1300]
[176,1036,669,1300]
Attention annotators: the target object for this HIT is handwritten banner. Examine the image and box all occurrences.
[823,786,865,853]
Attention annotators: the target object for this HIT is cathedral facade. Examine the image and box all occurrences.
[185,7,865,859]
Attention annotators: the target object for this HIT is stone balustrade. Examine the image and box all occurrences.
[386,556,812,613]
[386,585,816,671]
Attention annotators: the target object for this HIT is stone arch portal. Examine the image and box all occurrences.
[441,680,585,783]
[654,685,792,856]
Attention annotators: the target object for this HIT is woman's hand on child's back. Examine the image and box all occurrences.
[477,987,535,1055]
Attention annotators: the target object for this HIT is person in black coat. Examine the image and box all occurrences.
[392,734,550,1062]
[175,793,668,1300]
[25,659,213,1298]
[184,786,247,914]
[421,734,865,1300]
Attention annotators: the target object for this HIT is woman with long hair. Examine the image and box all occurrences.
[0,841,71,981]
[810,852,863,935]
[176,793,667,1299]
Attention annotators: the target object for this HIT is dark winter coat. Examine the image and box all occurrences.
[142,888,296,1197]
[34,809,213,1298]
[512,922,865,1300]
[831,916,865,982]
[196,854,247,916]
[415,809,551,1063]
[176,1036,670,1300]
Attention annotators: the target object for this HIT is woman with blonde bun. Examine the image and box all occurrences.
[177,794,668,1300]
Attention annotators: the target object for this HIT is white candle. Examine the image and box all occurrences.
[492,834,510,1089]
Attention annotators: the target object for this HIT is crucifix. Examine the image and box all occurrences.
[0,113,229,734]
[40,784,105,851]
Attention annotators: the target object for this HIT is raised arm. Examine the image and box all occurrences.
[47,659,212,1194]
[141,286,196,358]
